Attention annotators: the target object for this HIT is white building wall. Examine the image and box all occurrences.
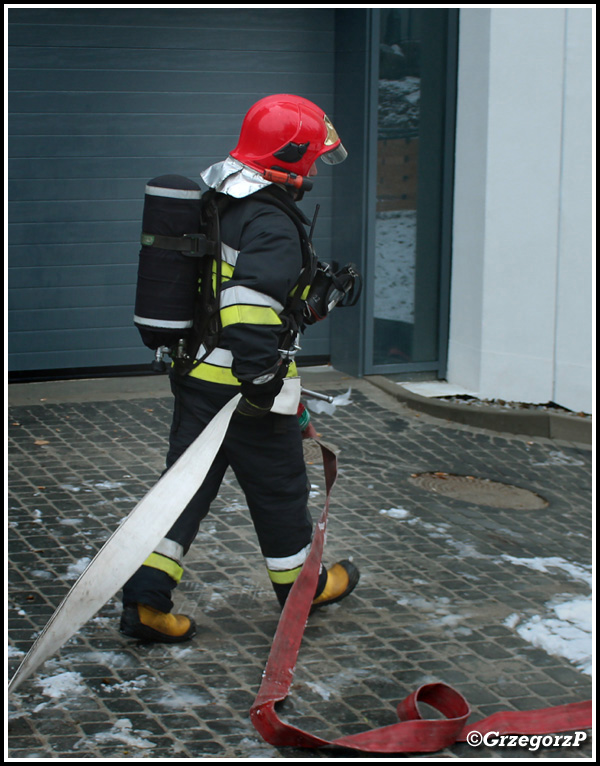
[447,8,593,412]
[553,9,594,412]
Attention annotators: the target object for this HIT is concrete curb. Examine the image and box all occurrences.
[7,373,173,406]
[7,370,592,446]
[366,375,592,445]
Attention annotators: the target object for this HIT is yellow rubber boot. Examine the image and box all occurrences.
[311,560,359,612]
[120,604,196,643]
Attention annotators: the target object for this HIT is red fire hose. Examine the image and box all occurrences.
[249,427,592,754]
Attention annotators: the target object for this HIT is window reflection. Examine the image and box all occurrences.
[374,10,421,366]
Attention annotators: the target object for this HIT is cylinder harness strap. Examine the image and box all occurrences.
[249,426,592,754]
[140,231,217,257]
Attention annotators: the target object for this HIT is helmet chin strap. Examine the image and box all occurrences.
[262,168,313,194]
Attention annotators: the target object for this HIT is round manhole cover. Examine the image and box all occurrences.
[409,472,548,510]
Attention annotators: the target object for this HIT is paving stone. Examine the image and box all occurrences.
[7,373,593,759]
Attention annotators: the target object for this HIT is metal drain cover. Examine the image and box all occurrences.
[409,472,548,510]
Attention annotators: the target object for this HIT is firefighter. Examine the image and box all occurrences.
[120,95,359,642]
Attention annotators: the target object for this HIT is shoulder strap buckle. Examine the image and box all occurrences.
[182,233,217,256]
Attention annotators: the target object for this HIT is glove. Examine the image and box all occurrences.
[235,396,274,419]
[235,377,284,419]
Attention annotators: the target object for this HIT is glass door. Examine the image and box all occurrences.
[367,8,457,376]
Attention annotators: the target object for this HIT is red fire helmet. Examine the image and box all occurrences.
[230,94,347,178]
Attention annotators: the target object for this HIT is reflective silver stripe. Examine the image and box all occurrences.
[154,538,184,566]
[265,544,311,572]
[145,185,201,200]
[221,242,239,267]
[133,314,193,329]
[220,285,284,314]
[196,344,234,367]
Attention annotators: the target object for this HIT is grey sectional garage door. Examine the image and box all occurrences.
[8,8,335,375]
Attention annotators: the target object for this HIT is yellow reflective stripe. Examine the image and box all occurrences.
[143,552,184,583]
[216,262,235,279]
[289,283,311,300]
[188,357,297,385]
[188,362,242,385]
[220,304,282,328]
[267,565,303,584]
[211,261,234,293]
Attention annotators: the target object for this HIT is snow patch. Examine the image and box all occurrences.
[505,595,592,675]
[304,681,333,700]
[395,593,473,635]
[75,650,136,669]
[74,718,156,751]
[237,737,276,757]
[379,507,411,520]
[379,509,592,673]
[94,481,125,490]
[36,671,87,699]
[156,687,214,709]
[500,555,591,586]
[65,557,91,580]
[30,570,53,580]
[221,500,245,514]
[531,450,585,467]
[102,676,149,694]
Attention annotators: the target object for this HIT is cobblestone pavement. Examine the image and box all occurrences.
[6,370,593,759]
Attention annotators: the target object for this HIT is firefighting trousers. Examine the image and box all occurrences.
[122,376,326,613]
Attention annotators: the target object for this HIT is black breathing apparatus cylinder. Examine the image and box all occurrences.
[133,174,361,373]
[134,175,205,351]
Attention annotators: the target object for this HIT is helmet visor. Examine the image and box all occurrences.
[320,113,347,165]
[321,142,348,165]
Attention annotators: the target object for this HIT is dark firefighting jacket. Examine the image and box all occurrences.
[186,185,312,388]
